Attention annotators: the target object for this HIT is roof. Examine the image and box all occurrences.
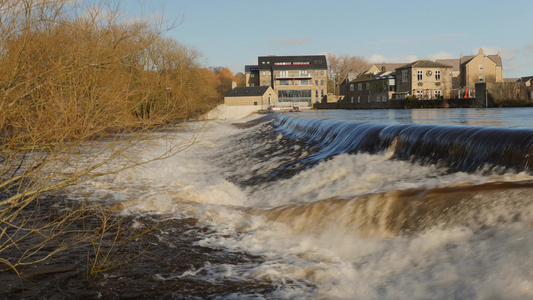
[257,55,327,70]
[397,60,453,69]
[350,71,395,83]
[373,63,409,72]
[436,59,460,71]
[225,86,272,97]
[460,54,503,68]
[245,65,258,73]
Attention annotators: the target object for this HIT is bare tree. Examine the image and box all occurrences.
[327,53,371,94]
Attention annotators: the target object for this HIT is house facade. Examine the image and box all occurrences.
[459,48,503,89]
[344,71,395,108]
[251,55,328,107]
[395,60,453,99]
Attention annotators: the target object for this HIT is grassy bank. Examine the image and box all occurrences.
[0,0,224,278]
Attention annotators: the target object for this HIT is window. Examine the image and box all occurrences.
[321,90,324,97]
[315,70,318,75]
[358,83,362,90]
[280,70,288,77]
[350,84,354,91]
[254,101,258,105]
[479,75,484,82]
[262,81,266,86]
[316,90,318,98]
[357,96,360,103]
[250,83,255,87]
[320,70,324,75]
[268,71,271,76]
[434,90,442,98]
[321,80,324,86]
[402,70,408,83]
[262,71,266,76]
[416,90,423,99]
[299,70,308,76]
[366,82,370,90]
[435,70,441,81]
[351,96,354,103]
[251,74,255,78]
[417,70,423,81]
[479,65,484,70]
[315,80,318,86]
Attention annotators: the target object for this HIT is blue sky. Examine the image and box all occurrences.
[122,0,533,78]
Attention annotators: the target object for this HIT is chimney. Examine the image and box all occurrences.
[497,51,501,56]
[460,53,463,58]
[231,81,237,89]
[479,48,484,55]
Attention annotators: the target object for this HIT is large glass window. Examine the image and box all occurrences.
[435,70,441,81]
[278,89,312,103]
[417,70,423,81]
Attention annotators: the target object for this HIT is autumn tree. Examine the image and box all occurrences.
[211,66,237,100]
[235,72,246,87]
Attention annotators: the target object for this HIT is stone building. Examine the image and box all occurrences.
[344,71,395,108]
[244,65,259,87]
[250,55,328,107]
[395,60,453,99]
[459,48,503,89]
[224,85,277,108]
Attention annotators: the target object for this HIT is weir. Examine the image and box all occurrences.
[272,114,533,174]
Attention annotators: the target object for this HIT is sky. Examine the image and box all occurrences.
[121,0,533,78]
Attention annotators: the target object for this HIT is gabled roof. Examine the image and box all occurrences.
[397,60,453,69]
[225,86,272,97]
[460,53,503,68]
[436,59,460,71]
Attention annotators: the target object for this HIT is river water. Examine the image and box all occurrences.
[64,108,533,298]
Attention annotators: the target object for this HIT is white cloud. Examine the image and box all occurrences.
[368,54,417,64]
[424,52,456,61]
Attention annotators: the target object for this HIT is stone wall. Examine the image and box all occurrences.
[475,82,533,107]
[316,99,474,110]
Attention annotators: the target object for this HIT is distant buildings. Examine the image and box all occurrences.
[342,48,510,108]
[230,49,531,109]
[244,55,328,108]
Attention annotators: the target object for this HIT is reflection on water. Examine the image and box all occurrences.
[300,107,533,128]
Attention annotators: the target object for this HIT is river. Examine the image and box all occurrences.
[8,107,533,299]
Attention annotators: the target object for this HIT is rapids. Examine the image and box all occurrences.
[61,108,533,298]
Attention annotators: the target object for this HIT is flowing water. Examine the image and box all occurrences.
[59,108,533,298]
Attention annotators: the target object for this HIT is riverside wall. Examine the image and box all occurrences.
[315,98,475,110]
[475,82,533,107]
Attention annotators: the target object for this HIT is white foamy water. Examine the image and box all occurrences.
[69,113,533,299]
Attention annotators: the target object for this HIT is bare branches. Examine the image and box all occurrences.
[0,0,220,277]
